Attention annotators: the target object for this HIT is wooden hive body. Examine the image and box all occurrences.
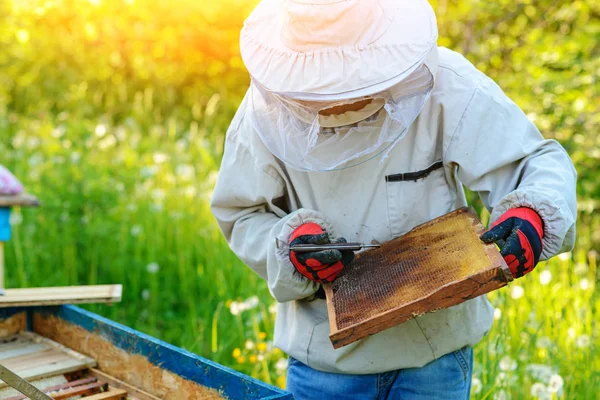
[325,208,512,348]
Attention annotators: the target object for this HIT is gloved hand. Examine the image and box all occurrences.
[480,207,544,278]
[289,223,354,283]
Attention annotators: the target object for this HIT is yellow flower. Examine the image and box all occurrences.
[237,356,247,364]
[257,342,267,352]
[273,348,282,356]
[232,348,241,358]
[258,332,267,340]
[276,375,286,389]
[249,355,258,364]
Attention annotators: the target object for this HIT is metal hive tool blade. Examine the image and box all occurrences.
[324,208,512,349]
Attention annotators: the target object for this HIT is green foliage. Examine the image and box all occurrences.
[0,0,598,397]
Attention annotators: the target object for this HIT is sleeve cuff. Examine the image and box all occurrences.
[490,188,576,260]
[267,208,336,302]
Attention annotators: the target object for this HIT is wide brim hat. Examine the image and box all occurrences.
[240,0,438,100]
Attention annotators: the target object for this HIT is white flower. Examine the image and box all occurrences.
[548,374,564,393]
[275,358,288,374]
[245,340,255,350]
[580,278,590,290]
[471,377,482,394]
[130,225,143,236]
[575,335,590,348]
[567,328,576,339]
[510,285,524,299]
[499,355,517,371]
[268,303,277,314]
[494,308,502,320]
[539,270,552,285]
[141,289,150,300]
[95,124,107,137]
[557,252,571,261]
[493,389,508,400]
[243,296,259,310]
[257,354,265,362]
[146,262,160,274]
[153,152,169,164]
[230,302,240,316]
[574,262,589,275]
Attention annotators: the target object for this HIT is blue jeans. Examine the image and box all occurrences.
[286,347,473,400]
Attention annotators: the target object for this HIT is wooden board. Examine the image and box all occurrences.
[325,208,512,348]
[0,285,122,307]
[0,194,39,208]
[0,332,96,389]
[88,369,161,400]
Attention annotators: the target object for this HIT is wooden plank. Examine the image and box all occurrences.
[0,362,53,400]
[0,194,40,207]
[0,285,122,308]
[325,208,512,348]
[4,378,98,400]
[0,332,96,389]
[88,369,161,400]
[83,388,128,400]
[50,381,107,399]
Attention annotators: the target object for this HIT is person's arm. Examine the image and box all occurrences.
[444,77,577,263]
[210,103,335,302]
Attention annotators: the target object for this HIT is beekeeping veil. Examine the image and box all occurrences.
[240,0,439,171]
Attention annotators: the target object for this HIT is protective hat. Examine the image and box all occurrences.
[240,0,438,100]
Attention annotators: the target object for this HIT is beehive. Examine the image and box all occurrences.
[325,208,512,348]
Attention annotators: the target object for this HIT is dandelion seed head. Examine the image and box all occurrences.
[153,152,169,164]
[539,270,552,285]
[531,382,548,397]
[230,302,240,316]
[499,355,517,371]
[557,252,571,261]
[130,225,143,236]
[494,308,502,320]
[576,335,590,348]
[510,285,524,299]
[275,358,288,374]
[146,262,160,274]
[580,278,590,290]
[95,124,107,137]
[141,289,150,300]
[493,389,508,400]
[471,377,482,394]
[548,374,564,393]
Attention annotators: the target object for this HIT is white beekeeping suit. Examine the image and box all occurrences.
[211,0,576,374]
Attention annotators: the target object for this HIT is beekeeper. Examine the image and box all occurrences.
[211,0,577,398]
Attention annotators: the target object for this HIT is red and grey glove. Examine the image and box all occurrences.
[480,207,544,278]
[289,223,354,284]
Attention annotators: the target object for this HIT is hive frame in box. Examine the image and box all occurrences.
[0,305,292,399]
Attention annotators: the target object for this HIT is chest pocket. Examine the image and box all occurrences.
[385,160,454,238]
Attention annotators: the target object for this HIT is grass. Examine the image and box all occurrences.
[2,112,598,398]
